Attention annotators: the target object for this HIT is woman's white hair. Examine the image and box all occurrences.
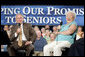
[66,11,76,19]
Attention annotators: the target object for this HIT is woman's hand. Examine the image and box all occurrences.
[57,32,61,34]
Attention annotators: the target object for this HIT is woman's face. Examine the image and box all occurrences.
[46,30,50,35]
[36,31,41,38]
[50,34,55,40]
[41,28,45,33]
[66,13,74,23]
[34,26,39,31]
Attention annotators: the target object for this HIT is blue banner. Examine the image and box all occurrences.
[1,6,84,26]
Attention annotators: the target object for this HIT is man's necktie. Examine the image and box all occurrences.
[18,24,22,47]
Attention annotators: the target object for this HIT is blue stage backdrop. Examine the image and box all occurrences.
[1,6,84,26]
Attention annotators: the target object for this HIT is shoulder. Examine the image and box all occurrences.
[72,21,77,26]
[24,23,32,27]
[11,25,17,29]
[69,21,77,28]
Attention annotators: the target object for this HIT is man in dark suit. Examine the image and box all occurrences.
[7,14,37,56]
[68,32,84,56]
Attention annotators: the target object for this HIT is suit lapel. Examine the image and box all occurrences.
[23,23,28,40]
[14,24,19,32]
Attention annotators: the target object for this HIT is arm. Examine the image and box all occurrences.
[58,24,77,35]
[10,26,19,42]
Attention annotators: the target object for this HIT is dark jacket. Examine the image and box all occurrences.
[68,38,84,56]
[10,23,37,44]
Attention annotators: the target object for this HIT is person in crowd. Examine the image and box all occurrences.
[45,25,50,30]
[1,45,4,51]
[81,32,84,38]
[41,27,46,37]
[7,13,37,56]
[33,31,47,56]
[57,25,61,30]
[48,33,56,44]
[45,25,52,33]
[68,31,84,56]
[4,25,11,38]
[34,26,40,33]
[52,26,58,36]
[44,11,77,56]
[76,26,83,40]
[43,29,51,43]
[1,25,11,53]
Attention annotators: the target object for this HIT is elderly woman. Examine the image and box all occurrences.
[44,11,77,56]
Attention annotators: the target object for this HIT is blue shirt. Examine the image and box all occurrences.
[34,37,47,51]
[55,21,77,44]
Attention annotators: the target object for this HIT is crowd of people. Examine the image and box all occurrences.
[1,24,84,56]
[1,11,84,56]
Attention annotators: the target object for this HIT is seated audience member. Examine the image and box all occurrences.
[44,11,77,56]
[81,32,84,38]
[48,33,56,44]
[43,30,51,43]
[45,25,52,33]
[4,25,11,38]
[76,26,83,40]
[41,28,46,37]
[34,26,40,33]
[34,31,47,56]
[53,26,58,36]
[68,31,84,56]
[45,25,50,30]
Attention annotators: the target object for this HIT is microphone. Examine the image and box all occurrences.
[18,23,21,28]
[60,21,63,26]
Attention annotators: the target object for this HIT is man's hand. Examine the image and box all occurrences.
[16,28,21,34]
[25,41,32,45]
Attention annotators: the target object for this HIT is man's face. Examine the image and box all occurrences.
[16,14,24,23]
[46,30,50,34]
[78,27,82,32]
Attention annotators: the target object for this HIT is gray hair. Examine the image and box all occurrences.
[66,11,76,19]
